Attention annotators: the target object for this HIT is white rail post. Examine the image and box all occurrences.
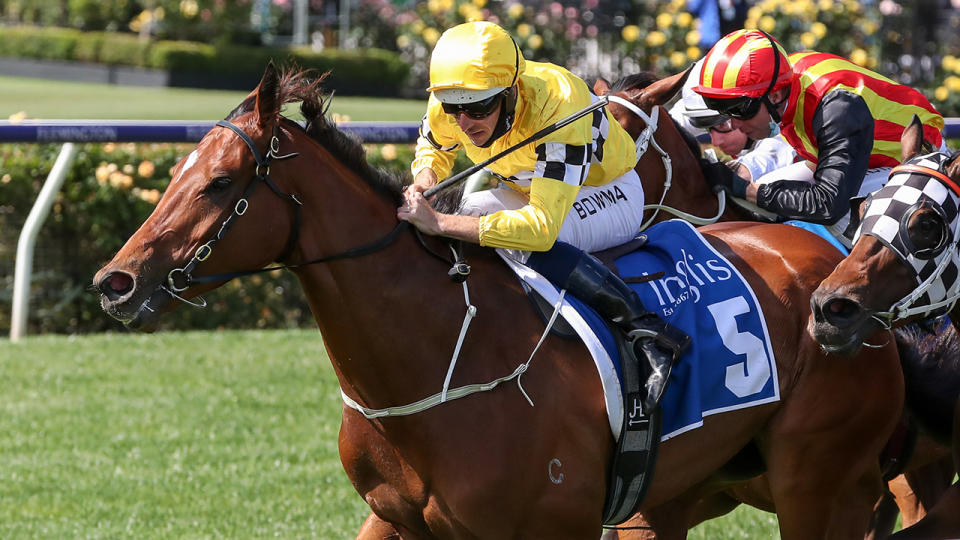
[10,143,79,342]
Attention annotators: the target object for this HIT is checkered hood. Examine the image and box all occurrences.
[854,151,960,314]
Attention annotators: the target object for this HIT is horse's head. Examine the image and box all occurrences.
[811,115,960,355]
[94,63,320,331]
[594,66,727,227]
[593,65,692,140]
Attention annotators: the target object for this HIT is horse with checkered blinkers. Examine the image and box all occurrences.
[811,116,960,539]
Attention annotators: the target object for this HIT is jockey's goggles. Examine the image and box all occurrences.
[440,90,506,119]
[702,96,764,120]
[708,119,735,134]
[690,114,732,131]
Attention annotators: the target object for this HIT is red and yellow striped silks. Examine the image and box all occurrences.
[781,52,944,168]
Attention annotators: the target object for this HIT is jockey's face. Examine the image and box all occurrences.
[729,103,773,140]
[709,121,750,156]
[453,100,503,146]
[727,88,788,141]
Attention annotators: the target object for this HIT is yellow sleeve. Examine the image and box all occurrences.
[411,101,460,180]
[477,179,580,251]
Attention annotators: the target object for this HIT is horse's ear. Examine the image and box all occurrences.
[947,151,960,183]
[593,77,611,96]
[900,114,926,162]
[254,61,281,130]
[638,64,695,108]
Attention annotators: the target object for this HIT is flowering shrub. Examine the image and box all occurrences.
[0,137,463,335]
[743,0,879,64]
[617,0,704,77]
[359,0,882,90]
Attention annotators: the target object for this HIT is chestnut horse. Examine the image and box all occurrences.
[598,73,957,538]
[95,64,903,538]
[810,117,960,539]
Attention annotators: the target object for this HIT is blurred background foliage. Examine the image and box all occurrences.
[4,0,960,334]
[0,139,471,335]
[1,0,958,113]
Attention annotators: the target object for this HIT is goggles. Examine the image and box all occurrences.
[689,114,732,131]
[441,90,506,119]
[708,118,735,134]
[702,96,764,120]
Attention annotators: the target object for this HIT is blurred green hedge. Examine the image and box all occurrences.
[0,140,444,335]
[0,26,410,96]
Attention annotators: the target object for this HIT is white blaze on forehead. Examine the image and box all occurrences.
[173,150,199,184]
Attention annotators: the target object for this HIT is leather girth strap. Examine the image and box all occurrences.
[601,330,663,525]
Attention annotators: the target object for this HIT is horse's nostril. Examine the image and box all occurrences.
[821,297,863,327]
[99,271,134,301]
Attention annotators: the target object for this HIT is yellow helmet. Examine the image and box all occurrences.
[427,22,525,104]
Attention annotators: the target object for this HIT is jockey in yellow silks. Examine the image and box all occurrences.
[397,21,688,413]
[693,29,944,238]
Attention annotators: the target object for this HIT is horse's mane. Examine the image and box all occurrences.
[224,67,463,213]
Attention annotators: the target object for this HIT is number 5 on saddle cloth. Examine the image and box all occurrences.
[504,219,779,525]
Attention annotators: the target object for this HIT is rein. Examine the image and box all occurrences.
[148,117,550,420]
[607,94,726,231]
[159,120,417,306]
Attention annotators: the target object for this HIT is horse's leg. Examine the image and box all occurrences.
[338,406,432,538]
[611,491,714,540]
[867,486,900,540]
[764,343,902,539]
[356,512,401,540]
[892,457,956,528]
[890,482,960,539]
[890,395,960,539]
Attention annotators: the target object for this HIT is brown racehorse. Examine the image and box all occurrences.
[810,117,960,539]
[95,64,903,539]
[596,73,957,538]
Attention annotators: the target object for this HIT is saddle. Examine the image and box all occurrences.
[520,237,664,526]
[507,220,780,526]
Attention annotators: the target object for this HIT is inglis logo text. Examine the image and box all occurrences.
[642,248,733,316]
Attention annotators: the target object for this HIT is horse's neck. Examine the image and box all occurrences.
[282,158,494,404]
[641,120,722,224]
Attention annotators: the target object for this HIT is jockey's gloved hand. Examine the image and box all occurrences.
[702,160,749,199]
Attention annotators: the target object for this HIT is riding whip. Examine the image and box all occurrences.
[423,96,611,198]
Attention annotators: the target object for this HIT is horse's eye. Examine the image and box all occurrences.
[207,177,232,192]
[919,216,938,233]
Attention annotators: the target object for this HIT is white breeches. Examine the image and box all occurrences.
[458,169,648,260]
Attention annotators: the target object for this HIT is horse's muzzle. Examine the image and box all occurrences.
[809,293,879,357]
[96,270,169,331]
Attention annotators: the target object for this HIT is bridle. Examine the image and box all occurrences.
[142,118,420,313]
[858,153,960,325]
[164,120,303,296]
[606,93,727,230]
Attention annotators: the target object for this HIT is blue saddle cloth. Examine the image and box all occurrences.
[783,220,850,255]
[572,220,780,440]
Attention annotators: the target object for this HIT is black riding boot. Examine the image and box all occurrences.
[563,252,690,413]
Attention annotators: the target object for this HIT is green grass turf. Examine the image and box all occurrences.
[0,75,425,122]
[0,330,782,538]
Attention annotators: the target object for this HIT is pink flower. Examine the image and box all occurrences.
[564,6,578,19]
[550,2,563,16]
